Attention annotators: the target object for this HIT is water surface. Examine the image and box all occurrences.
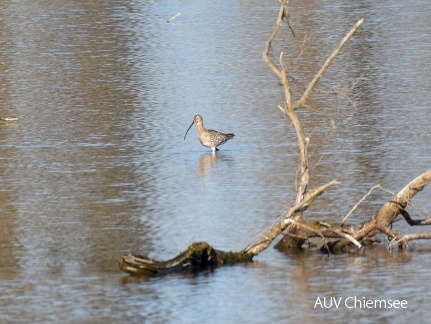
[0,0,430,322]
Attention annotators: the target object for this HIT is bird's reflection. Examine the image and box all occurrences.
[198,151,233,177]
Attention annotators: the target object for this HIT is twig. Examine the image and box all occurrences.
[311,154,325,170]
[313,73,364,95]
[302,103,326,115]
[288,30,310,66]
[400,233,431,246]
[344,93,359,112]
[296,18,365,109]
[262,3,286,81]
[285,13,295,39]
[340,185,380,226]
[330,229,362,248]
[0,117,19,121]
[375,186,399,197]
[167,12,182,23]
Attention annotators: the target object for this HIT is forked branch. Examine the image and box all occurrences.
[243,180,341,255]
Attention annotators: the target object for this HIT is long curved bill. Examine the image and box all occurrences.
[184,120,195,140]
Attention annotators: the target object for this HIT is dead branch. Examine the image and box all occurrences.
[263,1,365,211]
[167,12,182,23]
[0,117,19,121]
[340,185,381,226]
[376,186,430,220]
[263,1,309,205]
[313,73,364,112]
[399,233,431,246]
[373,223,431,249]
[243,180,341,255]
[400,209,431,226]
[296,18,365,108]
[330,229,362,248]
[287,30,311,66]
[119,242,253,275]
[330,170,431,251]
[341,180,431,228]
[262,1,366,251]
[313,73,364,96]
[263,2,288,82]
[373,169,431,226]
[302,103,326,115]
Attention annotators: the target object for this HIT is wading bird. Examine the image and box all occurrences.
[184,115,234,152]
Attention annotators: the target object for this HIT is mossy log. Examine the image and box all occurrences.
[119,242,254,276]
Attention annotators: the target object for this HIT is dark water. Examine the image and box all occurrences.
[0,0,430,322]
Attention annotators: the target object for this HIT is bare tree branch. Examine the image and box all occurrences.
[400,209,431,226]
[262,2,287,81]
[340,185,381,226]
[296,18,365,108]
[243,180,341,255]
[373,169,431,225]
[400,233,431,246]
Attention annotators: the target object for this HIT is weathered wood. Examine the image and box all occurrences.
[331,170,431,251]
[263,2,363,249]
[119,242,253,276]
[0,117,18,121]
[373,170,431,226]
[242,180,340,255]
[274,220,330,250]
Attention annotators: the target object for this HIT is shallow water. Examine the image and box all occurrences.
[0,0,430,322]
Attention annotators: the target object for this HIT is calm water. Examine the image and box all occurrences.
[0,0,430,322]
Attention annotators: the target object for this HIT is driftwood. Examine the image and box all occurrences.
[273,170,431,252]
[167,12,181,23]
[119,1,431,275]
[243,180,341,254]
[119,242,253,275]
[331,170,431,251]
[0,117,18,121]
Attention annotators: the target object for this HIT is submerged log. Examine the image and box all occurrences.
[119,242,254,275]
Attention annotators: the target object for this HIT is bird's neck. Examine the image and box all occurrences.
[197,122,205,132]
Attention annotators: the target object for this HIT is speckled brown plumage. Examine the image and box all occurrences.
[184,115,234,152]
